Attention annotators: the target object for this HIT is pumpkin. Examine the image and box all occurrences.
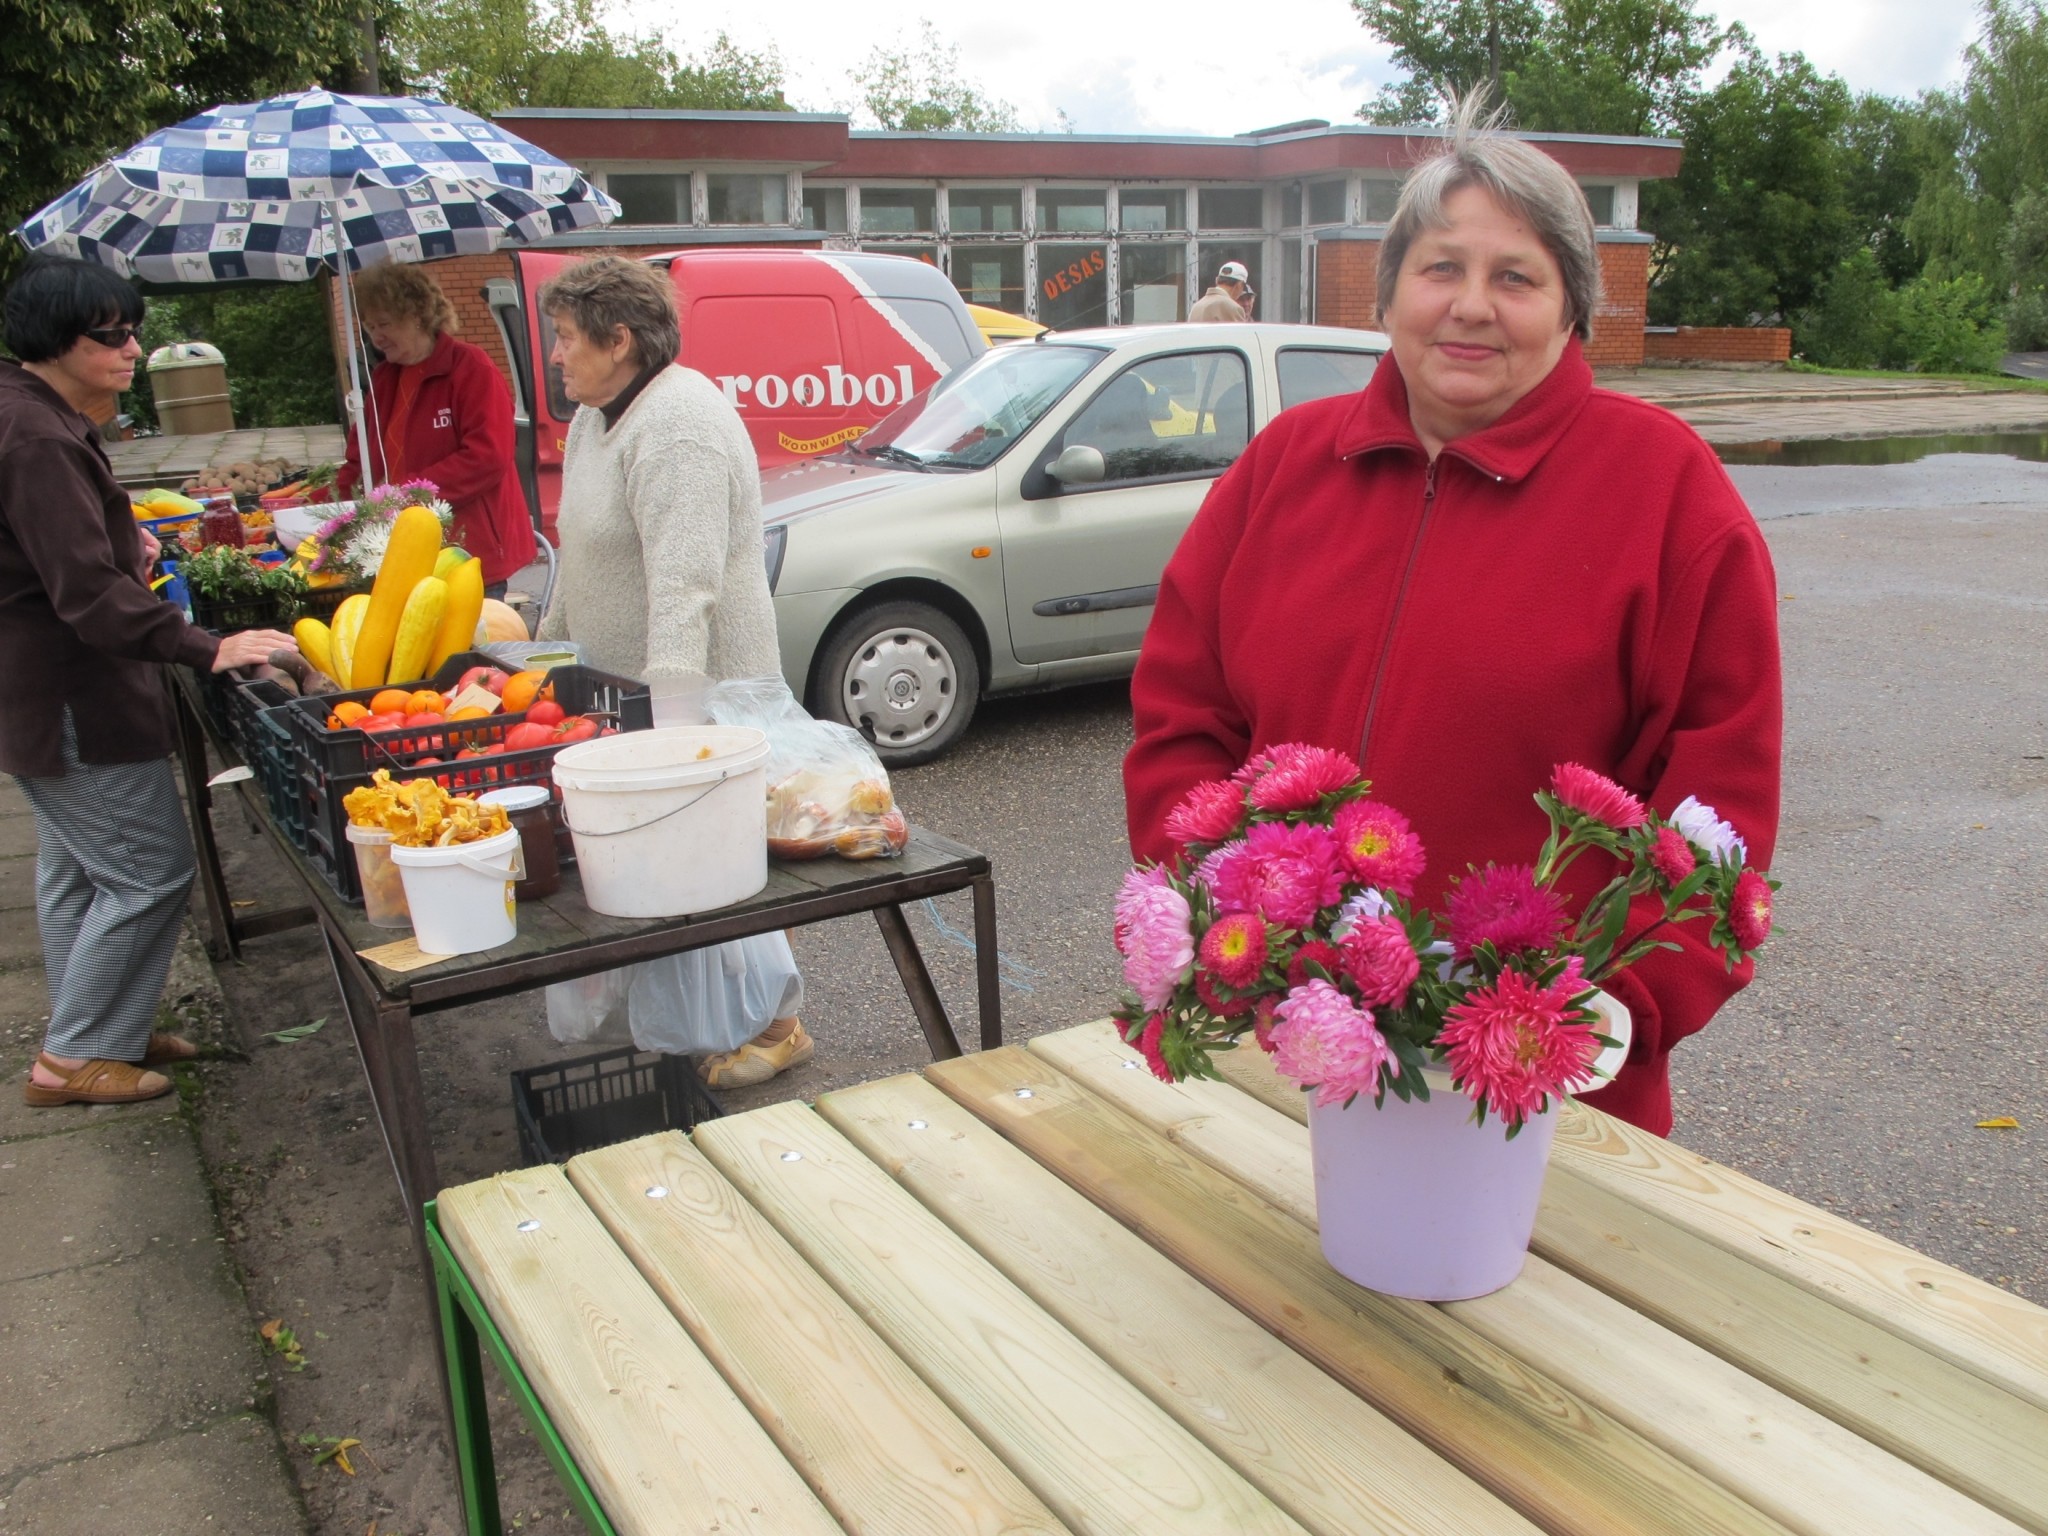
[476,596,530,644]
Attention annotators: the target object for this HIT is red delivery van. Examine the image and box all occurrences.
[488,248,986,534]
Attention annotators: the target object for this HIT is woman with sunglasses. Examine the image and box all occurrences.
[0,255,296,1108]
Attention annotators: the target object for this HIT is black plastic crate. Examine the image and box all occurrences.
[247,705,310,849]
[190,590,290,634]
[513,1047,722,1165]
[224,675,293,765]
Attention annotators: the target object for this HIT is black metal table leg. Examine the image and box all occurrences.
[970,873,1004,1051]
[871,903,964,1060]
[171,678,237,961]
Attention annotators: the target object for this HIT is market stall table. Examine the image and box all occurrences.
[432,1023,2048,1536]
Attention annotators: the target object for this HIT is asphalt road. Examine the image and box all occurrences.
[748,451,2048,1301]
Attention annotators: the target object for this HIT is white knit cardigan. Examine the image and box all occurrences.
[537,364,780,686]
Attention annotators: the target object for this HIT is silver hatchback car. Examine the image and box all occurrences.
[761,323,1388,764]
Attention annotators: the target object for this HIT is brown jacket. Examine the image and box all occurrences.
[0,361,218,776]
[1188,285,1250,323]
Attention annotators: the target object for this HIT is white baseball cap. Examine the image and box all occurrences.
[1217,261,1250,284]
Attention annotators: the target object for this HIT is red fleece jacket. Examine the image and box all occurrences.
[338,332,534,585]
[1124,339,1781,1134]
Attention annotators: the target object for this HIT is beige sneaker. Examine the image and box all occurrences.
[698,1021,814,1089]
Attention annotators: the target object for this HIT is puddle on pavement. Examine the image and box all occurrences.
[1715,431,2048,467]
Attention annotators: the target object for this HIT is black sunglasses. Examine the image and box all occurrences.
[82,325,143,349]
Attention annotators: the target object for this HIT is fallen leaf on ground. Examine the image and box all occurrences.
[265,1018,326,1044]
[1975,1116,2020,1129]
[231,899,257,908]
[310,1436,362,1475]
[260,1318,307,1369]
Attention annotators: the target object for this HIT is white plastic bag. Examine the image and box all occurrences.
[623,933,804,1056]
[545,967,630,1045]
[705,676,908,859]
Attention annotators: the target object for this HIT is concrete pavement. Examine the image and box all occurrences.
[0,779,305,1536]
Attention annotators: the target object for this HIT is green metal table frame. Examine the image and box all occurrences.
[427,1200,617,1536]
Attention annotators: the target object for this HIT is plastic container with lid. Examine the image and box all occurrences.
[345,822,412,927]
[479,786,560,900]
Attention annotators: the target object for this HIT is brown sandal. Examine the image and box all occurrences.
[23,1055,173,1107]
[141,1032,200,1067]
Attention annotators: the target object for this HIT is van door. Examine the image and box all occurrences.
[502,250,580,538]
[483,275,542,532]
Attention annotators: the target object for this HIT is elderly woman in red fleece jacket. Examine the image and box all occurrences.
[1123,105,1781,1137]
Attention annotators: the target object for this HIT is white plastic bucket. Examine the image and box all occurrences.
[551,725,769,918]
[388,826,521,954]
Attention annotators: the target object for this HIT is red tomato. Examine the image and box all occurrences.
[405,710,446,727]
[503,721,556,752]
[360,712,406,733]
[525,700,566,728]
[553,716,599,744]
[454,665,510,697]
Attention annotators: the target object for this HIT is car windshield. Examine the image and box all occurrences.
[851,343,1106,470]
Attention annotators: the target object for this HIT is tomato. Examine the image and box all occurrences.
[454,665,510,697]
[502,721,557,753]
[360,712,406,733]
[526,700,566,728]
[553,716,599,744]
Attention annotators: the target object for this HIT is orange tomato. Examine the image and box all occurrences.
[327,700,370,729]
[405,688,446,715]
[500,669,552,715]
[369,688,413,717]
[447,705,491,720]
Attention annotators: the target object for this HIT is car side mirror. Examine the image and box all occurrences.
[1048,444,1106,485]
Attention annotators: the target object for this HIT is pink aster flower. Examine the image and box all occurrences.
[1207,820,1347,928]
[1137,1015,1174,1082]
[1730,869,1774,950]
[1286,938,1343,988]
[1195,970,1256,1019]
[1444,864,1568,960]
[1164,779,1246,848]
[1338,916,1421,1008]
[1268,980,1397,1108]
[1551,762,1648,831]
[1440,967,1599,1125]
[1190,838,1241,893]
[1331,800,1426,896]
[1199,911,1268,988]
[1648,825,1695,886]
[1112,864,1171,953]
[1247,744,1361,812]
[1115,874,1194,1012]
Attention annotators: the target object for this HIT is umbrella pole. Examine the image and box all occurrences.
[329,202,377,487]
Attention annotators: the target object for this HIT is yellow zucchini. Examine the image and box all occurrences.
[428,555,486,673]
[348,505,442,689]
[386,576,448,685]
[330,592,372,686]
[432,545,470,580]
[293,617,337,683]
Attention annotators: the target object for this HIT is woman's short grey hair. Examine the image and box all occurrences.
[536,254,679,370]
[1377,94,1602,342]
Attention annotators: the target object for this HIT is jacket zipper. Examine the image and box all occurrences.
[1358,456,1437,768]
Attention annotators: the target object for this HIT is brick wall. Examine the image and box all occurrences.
[1314,238,1382,330]
[1643,326,1792,364]
[1586,244,1649,368]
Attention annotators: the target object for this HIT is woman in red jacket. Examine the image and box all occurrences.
[1124,104,1781,1136]
[336,265,533,594]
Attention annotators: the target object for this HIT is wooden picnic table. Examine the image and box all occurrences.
[432,1022,2048,1536]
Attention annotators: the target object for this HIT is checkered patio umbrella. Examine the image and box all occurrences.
[16,89,619,472]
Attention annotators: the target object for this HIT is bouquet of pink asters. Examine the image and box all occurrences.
[1113,743,1776,1131]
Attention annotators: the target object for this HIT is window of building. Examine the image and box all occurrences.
[949,188,1022,234]
[1277,347,1377,409]
[1307,180,1347,225]
[1198,187,1263,229]
[860,188,937,234]
[1039,243,1110,327]
[1197,241,1261,306]
[1581,183,1616,226]
[1041,189,1108,234]
[1118,242,1186,323]
[799,186,847,232]
[1119,189,1185,233]
[1280,237,1303,322]
[1363,177,1402,223]
[1060,349,1250,484]
[608,173,685,225]
[706,173,787,225]
[951,245,1026,310]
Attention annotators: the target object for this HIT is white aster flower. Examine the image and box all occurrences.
[1670,795,1747,866]
[1331,889,1392,939]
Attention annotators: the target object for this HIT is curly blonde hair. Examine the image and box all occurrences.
[353,263,459,336]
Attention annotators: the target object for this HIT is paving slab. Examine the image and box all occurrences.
[105,427,345,492]
[0,1414,303,1536]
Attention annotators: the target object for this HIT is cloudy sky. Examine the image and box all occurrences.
[625,0,1980,138]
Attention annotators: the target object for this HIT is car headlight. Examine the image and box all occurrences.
[762,523,787,593]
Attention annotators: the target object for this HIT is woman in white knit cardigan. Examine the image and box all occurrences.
[535,255,812,1089]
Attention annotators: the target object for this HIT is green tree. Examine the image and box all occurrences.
[127,284,339,430]
[1793,248,1898,367]
[1353,0,1543,123]
[851,22,1020,132]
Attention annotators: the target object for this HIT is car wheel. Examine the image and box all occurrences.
[812,600,980,766]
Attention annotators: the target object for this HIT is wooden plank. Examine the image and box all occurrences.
[692,1102,1311,1536]
[817,1073,1537,1536]
[934,1046,1791,1536]
[565,1134,1068,1536]
[436,1165,842,1536]
[1551,1100,2048,1414]
[1043,1028,2037,1536]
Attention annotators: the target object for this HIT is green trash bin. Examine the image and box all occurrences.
[147,342,234,434]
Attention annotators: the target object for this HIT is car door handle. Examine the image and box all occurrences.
[1032,584,1160,617]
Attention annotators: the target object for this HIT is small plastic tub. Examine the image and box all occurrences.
[388,827,522,955]
[345,822,411,928]
[478,786,560,900]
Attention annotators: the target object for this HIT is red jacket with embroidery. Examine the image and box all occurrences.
[337,332,533,585]
[1123,340,1782,1135]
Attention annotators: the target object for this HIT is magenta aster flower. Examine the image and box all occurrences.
[1115,875,1194,1012]
[1247,744,1361,812]
[1164,779,1246,848]
[1194,970,1256,1019]
[1444,864,1568,960]
[1330,800,1426,896]
[1207,820,1346,928]
[1137,1015,1174,1082]
[1550,762,1648,831]
[1730,869,1774,950]
[1338,916,1421,1008]
[1286,938,1342,988]
[1269,980,1397,1108]
[1440,967,1598,1124]
[1251,994,1281,1053]
[1649,825,1696,886]
[1199,911,1268,988]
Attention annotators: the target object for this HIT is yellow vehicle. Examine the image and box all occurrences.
[967,304,1046,345]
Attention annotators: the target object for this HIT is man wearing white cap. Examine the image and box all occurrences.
[1189,260,1254,322]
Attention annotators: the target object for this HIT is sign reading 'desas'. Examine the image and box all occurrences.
[1043,249,1106,302]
